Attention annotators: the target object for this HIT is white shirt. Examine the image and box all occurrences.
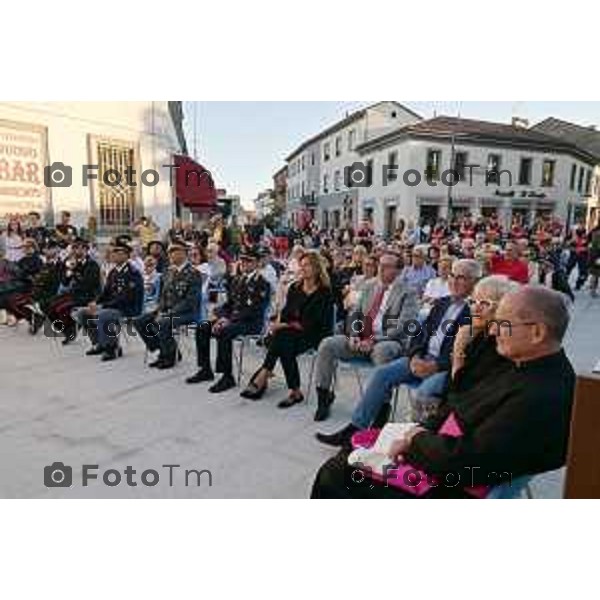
[427,299,466,359]
[423,277,450,302]
[261,263,278,293]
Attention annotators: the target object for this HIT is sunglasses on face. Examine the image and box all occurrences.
[449,273,469,282]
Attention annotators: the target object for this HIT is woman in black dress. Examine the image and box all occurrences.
[241,250,333,408]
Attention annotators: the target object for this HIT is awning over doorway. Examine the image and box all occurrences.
[174,154,217,212]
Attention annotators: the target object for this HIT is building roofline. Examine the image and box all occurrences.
[354,116,598,164]
[532,116,600,161]
[285,101,421,161]
[273,164,288,178]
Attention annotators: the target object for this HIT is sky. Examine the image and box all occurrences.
[183,101,600,207]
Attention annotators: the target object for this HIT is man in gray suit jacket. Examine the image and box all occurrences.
[313,253,419,422]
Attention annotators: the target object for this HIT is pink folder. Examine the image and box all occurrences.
[351,412,490,498]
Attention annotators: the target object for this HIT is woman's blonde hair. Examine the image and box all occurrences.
[301,250,331,290]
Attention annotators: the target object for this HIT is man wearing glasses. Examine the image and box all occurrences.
[316,259,480,447]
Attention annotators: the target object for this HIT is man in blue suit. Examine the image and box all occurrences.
[316,259,481,447]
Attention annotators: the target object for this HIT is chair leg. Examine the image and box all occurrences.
[237,339,245,385]
[391,386,400,422]
[305,354,317,405]
[354,368,364,398]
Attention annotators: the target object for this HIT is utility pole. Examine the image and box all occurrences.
[447,130,456,218]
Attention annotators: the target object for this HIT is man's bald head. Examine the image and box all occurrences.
[510,286,570,343]
[494,285,570,363]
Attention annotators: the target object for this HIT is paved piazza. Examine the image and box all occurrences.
[1,293,599,499]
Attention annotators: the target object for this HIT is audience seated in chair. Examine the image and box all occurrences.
[240,250,334,409]
[311,285,575,498]
[134,240,203,370]
[185,246,270,393]
[315,258,481,448]
[45,237,101,345]
[312,252,419,422]
[75,241,144,361]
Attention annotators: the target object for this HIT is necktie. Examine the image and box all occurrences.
[362,284,388,339]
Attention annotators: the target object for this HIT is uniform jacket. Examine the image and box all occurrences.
[217,271,270,325]
[61,258,102,306]
[159,262,203,318]
[97,262,144,317]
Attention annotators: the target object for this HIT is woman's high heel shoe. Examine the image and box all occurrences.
[277,393,305,409]
[240,382,267,400]
[240,369,268,400]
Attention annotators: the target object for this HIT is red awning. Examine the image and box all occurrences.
[174,154,217,211]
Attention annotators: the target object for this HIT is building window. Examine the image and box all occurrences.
[578,166,585,193]
[454,151,468,182]
[570,164,577,190]
[335,136,342,157]
[391,111,397,118]
[586,169,593,195]
[387,151,398,181]
[334,170,341,191]
[96,140,137,229]
[323,173,329,194]
[301,181,305,197]
[518,157,532,185]
[541,160,555,187]
[311,152,315,166]
[486,154,502,185]
[322,210,329,229]
[324,142,331,162]
[348,129,355,151]
[426,149,441,180]
[301,156,305,171]
[332,210,340,228]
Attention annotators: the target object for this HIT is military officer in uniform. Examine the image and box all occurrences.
[75,241,144,361]
[186,247,270,393]
[134,240,203,369]
[45,237,101,344]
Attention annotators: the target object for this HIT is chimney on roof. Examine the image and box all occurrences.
[512,117,529,129]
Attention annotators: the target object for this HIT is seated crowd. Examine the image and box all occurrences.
[0,209,591,499]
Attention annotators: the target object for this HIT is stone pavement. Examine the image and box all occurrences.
[0,292,598,499]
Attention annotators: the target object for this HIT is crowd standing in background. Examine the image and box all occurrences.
[1,207,598,498]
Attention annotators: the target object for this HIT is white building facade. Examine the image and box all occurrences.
[285,101,421,229]
[355,117,597,236]
[0,101,186,233]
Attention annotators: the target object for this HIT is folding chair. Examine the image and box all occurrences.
[233,301,271,385]
[303,348,319,404]
[391,380,421,423]
[142,290,205,366]
[333,355,374,399]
